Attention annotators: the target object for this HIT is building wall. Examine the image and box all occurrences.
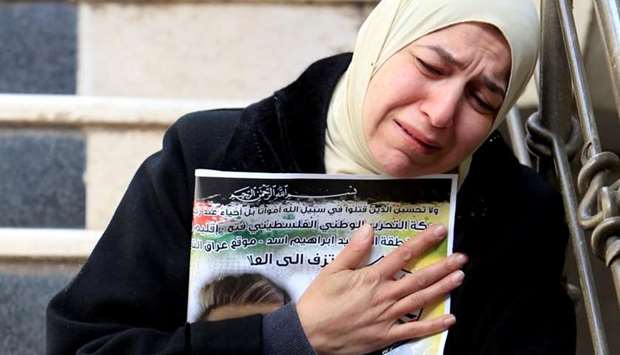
[77,1,363,228]
[78,2,362,100]
[0,2,81,229]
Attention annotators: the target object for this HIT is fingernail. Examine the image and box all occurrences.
[444,315,456,326]
[433,225,447,239]
[452,270,465,284]
[451,253,468,265]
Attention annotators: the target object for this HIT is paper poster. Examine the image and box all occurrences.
[187,169,457,354]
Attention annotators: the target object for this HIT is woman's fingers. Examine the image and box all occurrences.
[386,253,467,300]
[387,314,456,342]
[298,223,460,354]
[324,223,374,272]
[373,224,448,278]
[387,270,464,319]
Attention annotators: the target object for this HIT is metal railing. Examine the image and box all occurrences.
[507,1,620,354]
[589,0,620,311]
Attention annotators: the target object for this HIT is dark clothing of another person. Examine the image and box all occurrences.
[47,54,576,355]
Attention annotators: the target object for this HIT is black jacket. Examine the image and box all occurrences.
[47,54,575,354]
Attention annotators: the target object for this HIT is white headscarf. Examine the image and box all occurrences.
[324,0,539,182]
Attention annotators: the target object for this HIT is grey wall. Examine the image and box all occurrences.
[0,261,81,355]
[0,2,84,228]
[0,2,76,94]
[0,129,85,228]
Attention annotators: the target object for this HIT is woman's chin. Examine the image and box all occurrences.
[377,154,419,177]
[370,145,433,177]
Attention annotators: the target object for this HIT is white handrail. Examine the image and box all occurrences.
[0,94,251,127]
[0,228,102,259]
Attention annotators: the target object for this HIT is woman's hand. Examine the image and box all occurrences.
[296,224,466,355]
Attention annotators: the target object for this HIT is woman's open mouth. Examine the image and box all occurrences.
[394,120,441,154]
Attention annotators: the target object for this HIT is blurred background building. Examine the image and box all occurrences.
[0,0,618,354]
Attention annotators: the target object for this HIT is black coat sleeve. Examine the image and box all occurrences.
[490,181,576,355]
[446,161,576,355]
[478,182,575,355]
[46,111,264,354]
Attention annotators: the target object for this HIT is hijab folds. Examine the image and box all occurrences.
[324,0,539,182]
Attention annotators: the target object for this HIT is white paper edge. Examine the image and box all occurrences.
[195,168,457,181]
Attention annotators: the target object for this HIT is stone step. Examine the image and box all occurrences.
[0,261,82,355]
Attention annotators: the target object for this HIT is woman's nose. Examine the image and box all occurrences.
[422,83,461,128]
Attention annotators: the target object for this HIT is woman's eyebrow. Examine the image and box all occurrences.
[420,45,465,69]
[420,44,507,97]
[482,76,506,98]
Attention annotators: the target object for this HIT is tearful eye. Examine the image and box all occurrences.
[472,94,497,114]
[416,58,443,76]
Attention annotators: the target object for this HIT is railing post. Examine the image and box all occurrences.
[557,0,620,315]
[527,1,612,354]
[540,0,574,142]
[593,0,620,117]
[589,1,620,313]
[506,108,533,167]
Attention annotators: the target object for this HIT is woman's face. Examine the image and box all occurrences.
[363,22,511,177]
